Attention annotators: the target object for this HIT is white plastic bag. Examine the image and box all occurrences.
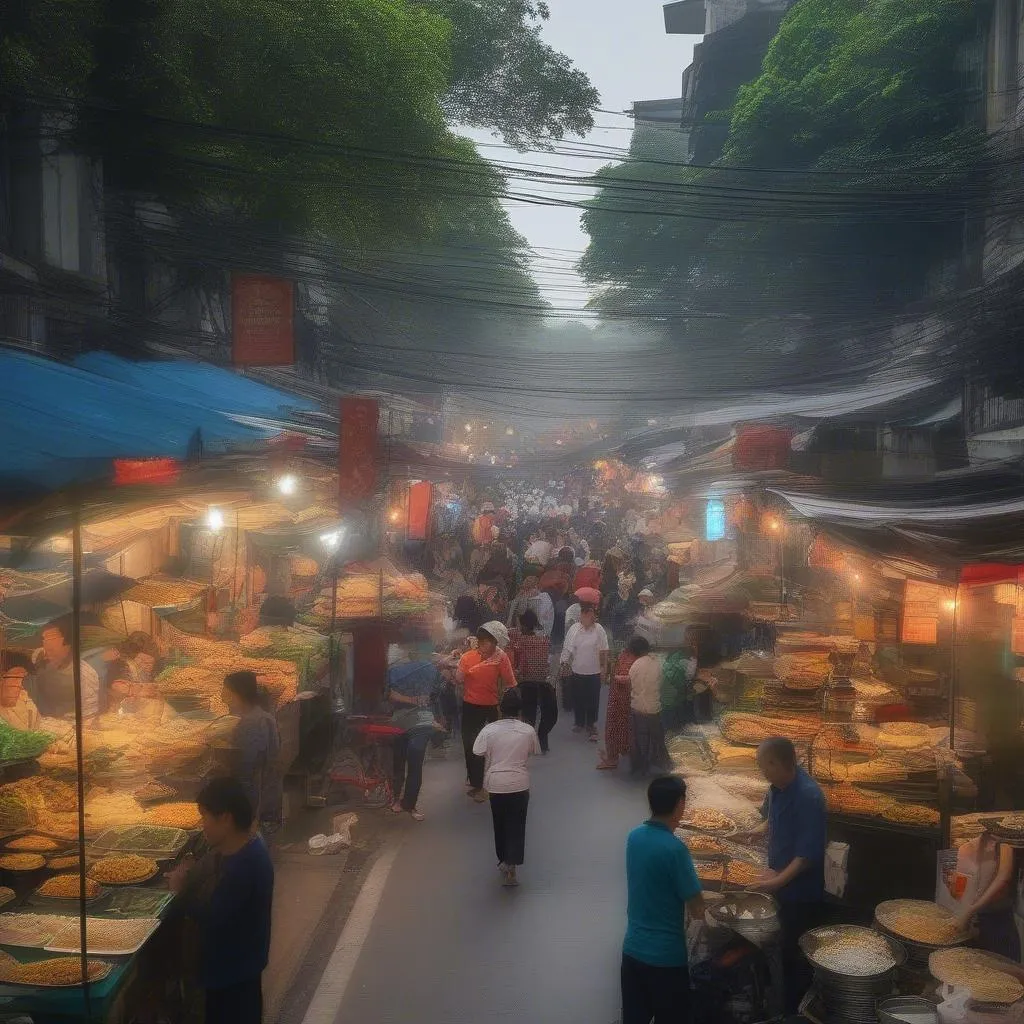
[308,833,331,856]
[825,841,850,900]
[937,986,970,1024]
[332,812,358,848]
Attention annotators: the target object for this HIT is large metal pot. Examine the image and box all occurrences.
[708,891,779,947]
[800,925,906,1024]
[876,996,938,1024]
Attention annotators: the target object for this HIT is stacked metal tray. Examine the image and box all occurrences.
[799,924,905,1024]
[87,825,189,860]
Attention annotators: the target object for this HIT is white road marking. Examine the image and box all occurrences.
[300,840,403,1024]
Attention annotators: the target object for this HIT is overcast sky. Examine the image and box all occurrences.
[463,1,699,309]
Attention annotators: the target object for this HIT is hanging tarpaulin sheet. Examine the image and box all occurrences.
[231,274,295,366]
[339,397,379,509]
[407,481,432,541]
[733,425,794,472]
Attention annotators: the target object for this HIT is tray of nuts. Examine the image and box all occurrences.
[88,855,160,887]
[3,835,63,855]
[723,860,763,888]
[34,874,105,903]
[681,808,737,837]
[142,803,201,831]
[45,916,160,956]
[0,914,70,948]
[0,853,46,873]
[800,924,904,978]
[0,949,112,986]
[45,853,84,873]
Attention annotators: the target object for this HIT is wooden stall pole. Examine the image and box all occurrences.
[71,505,92,1014]
[941,579,962,850]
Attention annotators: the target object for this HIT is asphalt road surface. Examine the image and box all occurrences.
[332,712,651,1024]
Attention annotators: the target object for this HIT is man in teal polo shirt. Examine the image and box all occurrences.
[622,775,704,1024]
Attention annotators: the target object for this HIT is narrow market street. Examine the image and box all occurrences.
[308,712,646,1024]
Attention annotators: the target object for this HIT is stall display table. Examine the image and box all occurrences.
[0,885,191,1022]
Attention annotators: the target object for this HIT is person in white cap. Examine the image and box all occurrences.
[457,622,517,801]
[633,589,662,648]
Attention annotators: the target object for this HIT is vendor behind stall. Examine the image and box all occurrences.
[751,736,827,1015]
[956,831,1020,961]
[26,616,100,720]
[105,632,164,709]
[0,659,39,731]
[221,671,283,833]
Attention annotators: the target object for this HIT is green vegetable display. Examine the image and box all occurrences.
[0,721,53,763]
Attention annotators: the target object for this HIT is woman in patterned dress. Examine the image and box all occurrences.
[597,644,638,770]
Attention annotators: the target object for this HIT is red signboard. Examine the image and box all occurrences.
[113,458,182,486]
[231,274,295,366]
[407,481,432,541]
[339,398,379,508]
[733,425,794,471]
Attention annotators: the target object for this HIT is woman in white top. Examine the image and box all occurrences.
[559,603,610,740]
[473,688,541,887]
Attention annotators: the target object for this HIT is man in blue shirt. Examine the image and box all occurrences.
[386,645,441,821]
[623,775,704,1024]
[751,736,827,1014]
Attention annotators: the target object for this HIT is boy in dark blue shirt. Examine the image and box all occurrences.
[170,777,274,1024]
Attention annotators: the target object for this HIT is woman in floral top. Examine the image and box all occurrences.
[508,609,556,753]
[597,644,638,770]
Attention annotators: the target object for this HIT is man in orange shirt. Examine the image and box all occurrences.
[458,621,516,802]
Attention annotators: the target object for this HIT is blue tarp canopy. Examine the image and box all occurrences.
[74,352,317,420]
[0,350,318,492]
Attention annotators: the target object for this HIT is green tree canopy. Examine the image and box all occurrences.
[88,0,459,241]
[420,0,599,148]
[580,0,985,374]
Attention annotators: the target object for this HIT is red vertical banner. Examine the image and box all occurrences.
[231,274,295,366]
[339,397,379,508]
[407,481,432,540]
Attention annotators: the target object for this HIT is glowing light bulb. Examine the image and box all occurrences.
[320,528,344,550]
[276,473,298,496]
[205,507,224,532]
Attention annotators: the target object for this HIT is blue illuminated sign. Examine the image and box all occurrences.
[705,499,725,541]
